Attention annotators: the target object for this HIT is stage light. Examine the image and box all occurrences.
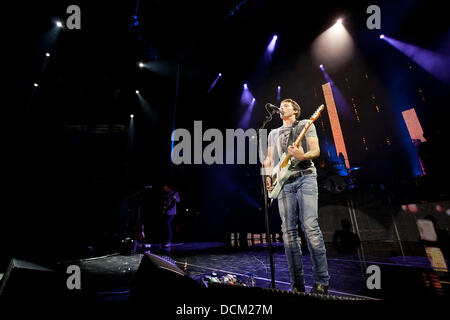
[266,35,278,54]
[56,21,63,28]
[138,62,144,68]
[46,53,50,57]
[33,83,38,87]
[320,64,324,70]
[240,82,254,105]
[207,73,222,93]
[130,114,134,118]
[383,35,450,84]
[312,16,354,70]
[135,90,139,94]
[239,95,256,128]
[379,34,385,39]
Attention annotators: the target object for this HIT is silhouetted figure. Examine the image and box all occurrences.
[162,185,180,247]
[333,219,360,254]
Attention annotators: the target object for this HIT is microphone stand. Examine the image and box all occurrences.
[257,108,278,289]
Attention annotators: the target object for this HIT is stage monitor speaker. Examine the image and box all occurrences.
[0,258,63,298]
[130,253,203,300]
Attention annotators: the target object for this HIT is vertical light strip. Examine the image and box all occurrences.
[322,82,350,169]
[402,107,426,174]
[401,108,427,143]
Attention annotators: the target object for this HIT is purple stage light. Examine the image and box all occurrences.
[319,64,324,70]
[260,34,279,65]
[380,34,385,39]
[207,73,222,94]
[267,35,278,53]
[383,36,450,84]
[239,98,256,129]
[240,83,254,105]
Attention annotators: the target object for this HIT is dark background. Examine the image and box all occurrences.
[2,0,449,267]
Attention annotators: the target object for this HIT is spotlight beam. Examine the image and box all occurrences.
[312,18,354,71]
[207,73,222,94]
[382,35,450,84]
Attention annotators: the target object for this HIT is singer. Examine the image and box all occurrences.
[264,99,330,294]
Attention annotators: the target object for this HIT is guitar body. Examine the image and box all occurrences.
[267,104,325,200]
[268,152,294,199]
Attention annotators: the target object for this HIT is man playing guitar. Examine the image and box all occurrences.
[264,98,330,294]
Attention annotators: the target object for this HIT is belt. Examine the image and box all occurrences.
[287,169,313,182]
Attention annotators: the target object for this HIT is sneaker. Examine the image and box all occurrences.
[310,283,328,295]
[292,284,305,293]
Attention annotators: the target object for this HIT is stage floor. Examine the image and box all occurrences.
[67,241,449,301]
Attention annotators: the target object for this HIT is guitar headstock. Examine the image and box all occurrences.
[310,104,325,121]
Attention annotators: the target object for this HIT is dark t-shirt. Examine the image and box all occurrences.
[164,190,180,216]
[268,120,317,172]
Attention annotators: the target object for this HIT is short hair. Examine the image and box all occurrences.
[281,99,301,119]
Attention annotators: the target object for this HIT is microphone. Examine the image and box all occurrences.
[265,103,282,114]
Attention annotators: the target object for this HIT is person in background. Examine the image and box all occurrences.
[163,185,180,247]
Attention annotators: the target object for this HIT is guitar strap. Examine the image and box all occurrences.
[286,120,311,170]
[287,120,299,148]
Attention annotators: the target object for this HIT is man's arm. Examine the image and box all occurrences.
[264,146,274,176]
[264,146,275,191]
[288,136,320,161]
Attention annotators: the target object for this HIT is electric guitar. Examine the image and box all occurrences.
[268,104,325,199]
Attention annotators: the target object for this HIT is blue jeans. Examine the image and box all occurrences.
[165,215,175,243]
[278,172,330,287]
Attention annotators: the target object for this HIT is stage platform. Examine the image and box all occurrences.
[49,241,449,302]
